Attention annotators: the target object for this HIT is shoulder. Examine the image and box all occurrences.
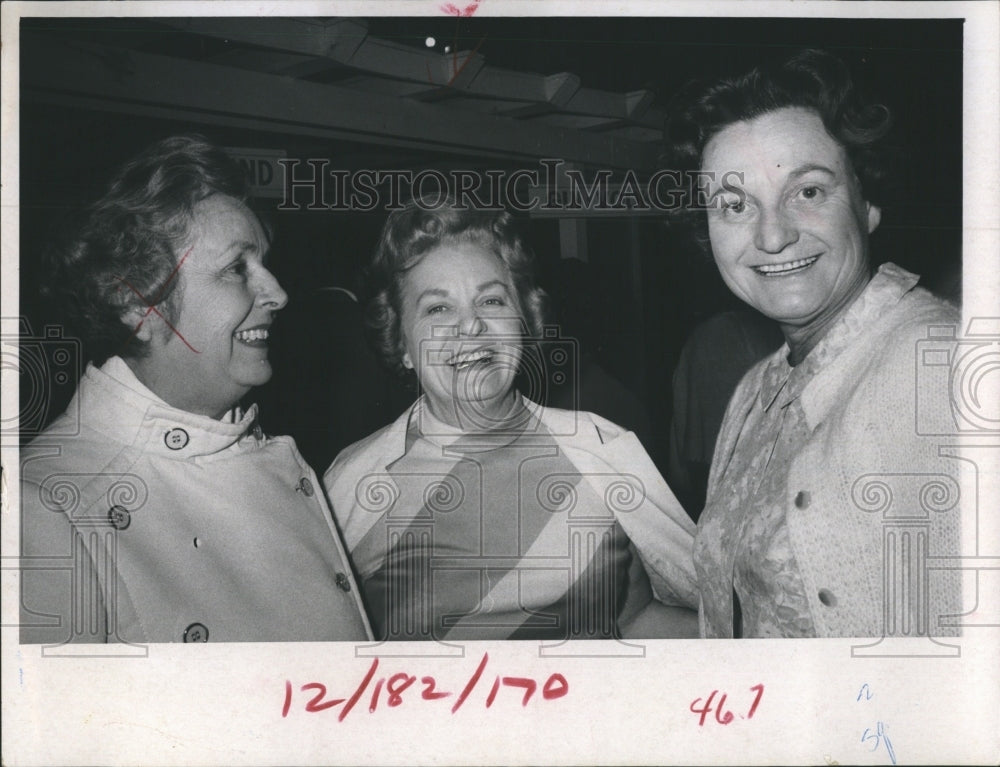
[323,408,410,489]
[857,285,959,387]
[529,401,627,446]
[22,421,121,489]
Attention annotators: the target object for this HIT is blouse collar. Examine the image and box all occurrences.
[757,262,920,412]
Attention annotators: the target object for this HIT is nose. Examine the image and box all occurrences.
[255,266,289,311]
[753,207,799,254]
[459,307,485,337]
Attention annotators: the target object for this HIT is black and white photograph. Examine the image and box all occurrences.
[3,1,998,764]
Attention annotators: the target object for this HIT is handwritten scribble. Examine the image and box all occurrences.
[441,2,480,17]
[116,247,199,353]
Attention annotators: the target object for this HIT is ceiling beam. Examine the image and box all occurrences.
[21,33,659,171]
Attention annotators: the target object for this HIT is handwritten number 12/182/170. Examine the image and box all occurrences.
[281,653,569,719]
[689,684,764,726]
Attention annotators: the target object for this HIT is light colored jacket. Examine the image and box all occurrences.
[325,397,699,610]
[19,360,371,643]
[699,265,962,637]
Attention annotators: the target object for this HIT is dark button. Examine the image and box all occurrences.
[164,428,189,450]
[296,477,315,497]
[108,505,131,530]
[794,490,811,509]
[335,572,352,592]
[183,622,209,642]
[818,589,838,607]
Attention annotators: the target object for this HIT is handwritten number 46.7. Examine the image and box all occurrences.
[689,683,764,726]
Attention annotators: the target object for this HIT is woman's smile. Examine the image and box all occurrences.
[398,239,524,429]
[751,254,821,276]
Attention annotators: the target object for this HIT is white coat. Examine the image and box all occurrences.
[19,359,372,644]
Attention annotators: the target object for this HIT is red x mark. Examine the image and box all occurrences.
[116,247,200,353]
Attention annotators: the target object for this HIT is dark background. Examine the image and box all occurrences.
[18,16,963,476]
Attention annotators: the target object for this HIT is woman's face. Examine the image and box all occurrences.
[397,238,524,429]
[701,106,881,338]
[129,194,288,418]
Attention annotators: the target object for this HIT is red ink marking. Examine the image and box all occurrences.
[116,247,199,353]
[485,676,501,708]
[339,658,379,722]
[502,677,537,707]
[690,690,718,726]
[440,2,479,16]
[387,673,416,707]
[690,684,763,726]
[542,674,569,700]
[451,652,489,713]
[747,683,764,718]
[302,682,344,713]
[421,676,451,700]
[714,693,734,725]
[287,661,567,719]
[448,37,485,87]
[368,677,385,713]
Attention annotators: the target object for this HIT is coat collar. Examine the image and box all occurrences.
[378,394,589,469]
[76,358,263,459]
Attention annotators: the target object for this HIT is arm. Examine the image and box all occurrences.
[20,477,108,644]
[617,543,698,638]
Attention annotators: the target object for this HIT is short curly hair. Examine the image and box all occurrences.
[44,134,249,363]
[365,200,548,377]
[661,48,895,253]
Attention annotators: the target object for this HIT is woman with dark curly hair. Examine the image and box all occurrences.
[662,50,961,637]
[324,199,699,641]
[20,135,371,643]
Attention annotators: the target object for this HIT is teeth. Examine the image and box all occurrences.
[754,256,819,275]
[448,349,493,368]
[235,328,269,342]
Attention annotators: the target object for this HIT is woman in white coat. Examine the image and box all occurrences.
[19,136,371,644]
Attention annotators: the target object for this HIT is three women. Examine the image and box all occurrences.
[21,48,959,643]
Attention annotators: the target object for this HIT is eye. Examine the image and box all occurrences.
[718,196,748,217]
[426,304,449,315]
[798,185,825,202]
[481,296,506,307]
[225,259,249,279]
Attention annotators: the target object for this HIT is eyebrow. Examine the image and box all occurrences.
[415,288,449,304]
[476,279,510,293]
[787,163,837,179]
[218,240,260,259]
[707,163,838,203]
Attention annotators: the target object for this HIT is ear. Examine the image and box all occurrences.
[866,202,882,235]
[119,305,154,344]
[402,351,413,370]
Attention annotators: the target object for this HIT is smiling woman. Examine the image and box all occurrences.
[324,200,700,641]
[19,136,371,644]
[662,50,962,638]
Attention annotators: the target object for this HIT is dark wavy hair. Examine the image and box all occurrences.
[365,199,548,377]
[44,134,250,363]
[661,48,895,252]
